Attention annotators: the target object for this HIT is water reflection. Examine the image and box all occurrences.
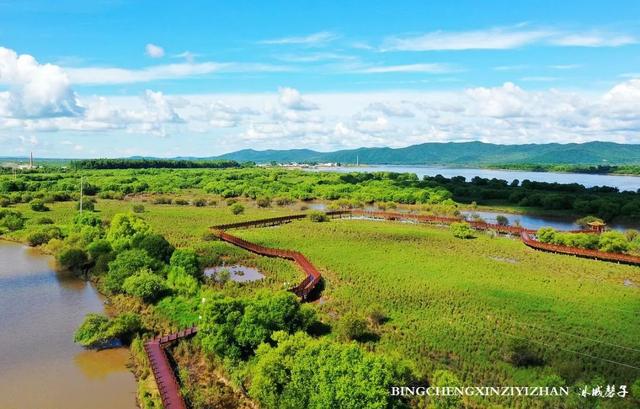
[205,264,265,282]
[74,348,132,380]
[0,241,137,409]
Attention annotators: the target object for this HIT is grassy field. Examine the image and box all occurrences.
[234,219,640,391]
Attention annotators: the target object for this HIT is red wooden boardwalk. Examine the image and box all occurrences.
[144,327,197,409]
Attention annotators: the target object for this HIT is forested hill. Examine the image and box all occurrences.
[212,141,640,165]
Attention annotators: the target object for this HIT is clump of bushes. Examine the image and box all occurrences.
[230,203,245,215]
[27,225,63,246]
[335,312,369,341]
[536,227,638,253]
[249,331,412,409]
[74,312,142,348]
[152,196,172,205]
[0,209,25,231]
[307,210,329,223]
[451,222,476,239]
[132,204,145,213]
[122,269,168,302]
[506,338,544,367]
[30,198,49,212]
[256,197,271,208]
[175,198,189,206]
[193,198,208,207]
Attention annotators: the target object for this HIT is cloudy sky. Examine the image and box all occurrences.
[1,0,640,158]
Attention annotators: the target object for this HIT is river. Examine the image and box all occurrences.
[312,165,640,192]
[0,241,137,409]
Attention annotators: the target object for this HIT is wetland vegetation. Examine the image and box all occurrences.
[1,163,639,408]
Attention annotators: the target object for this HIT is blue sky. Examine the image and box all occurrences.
[1,0,640,157]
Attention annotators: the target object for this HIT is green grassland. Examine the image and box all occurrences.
[235,220,640,390]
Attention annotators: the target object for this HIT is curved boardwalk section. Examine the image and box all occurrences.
[212,230,321,299]
[144,327,197,409]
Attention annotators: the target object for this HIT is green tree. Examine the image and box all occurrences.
[103,249,158,294]
[170,248,201,280]
[167,266,200,296]
[132,233,175,263]
[122,269,168,302]
[57,248,88,273]
[496,215,509,226]
[430,369,463,409]
[87,239,112,260]
[106,213,150,247]
[249,331,412,409]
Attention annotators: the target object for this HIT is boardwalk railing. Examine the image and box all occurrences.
[212,230,321,299]
[521,231,640,266]
[144,326,197,409]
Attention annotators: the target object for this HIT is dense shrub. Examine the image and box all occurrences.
[76,200,96,212]
[256,197,271,208]
[192,198,207,207]
[230,203,245,215]
[74,313,142,348]
[167,266,200,296]
[132,204,145,213]
[30,198,49,212]
[103,249,159,294]
[57,248,89,272]
[307,210,329,223]
[199,291,315,360]
[0,211,24,231]
[335,312,369,341]
[106,213,150,249]
[132,233,175,263]
[598,231,629,253]
[249,331,412,409]
[450,222,475,239]
[506,338,544,367]
[170,248,201,280]
[27,226,63,246]
[122,269,168,302]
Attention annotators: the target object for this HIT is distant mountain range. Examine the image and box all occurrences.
[209,142,640,166]
[3,142,640,167]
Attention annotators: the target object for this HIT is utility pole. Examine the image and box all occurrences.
[79,176,84,213]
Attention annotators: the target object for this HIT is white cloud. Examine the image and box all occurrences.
[0,47,83,118]
[65,61,291,85]
[259,31,338,46]
[357,63,455,74]
[145,43,165,58]
[277,87,318,111]
[382,26,552,51]
[381,26,636,51]
[550,32,635,47]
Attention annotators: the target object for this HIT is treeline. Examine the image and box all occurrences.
[425,174,640,221]
[490,163,640,175]
[72,158,243,170]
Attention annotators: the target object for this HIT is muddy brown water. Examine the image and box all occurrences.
[0,241,137,409]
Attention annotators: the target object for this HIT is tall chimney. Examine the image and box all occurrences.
[30,152,33,168]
